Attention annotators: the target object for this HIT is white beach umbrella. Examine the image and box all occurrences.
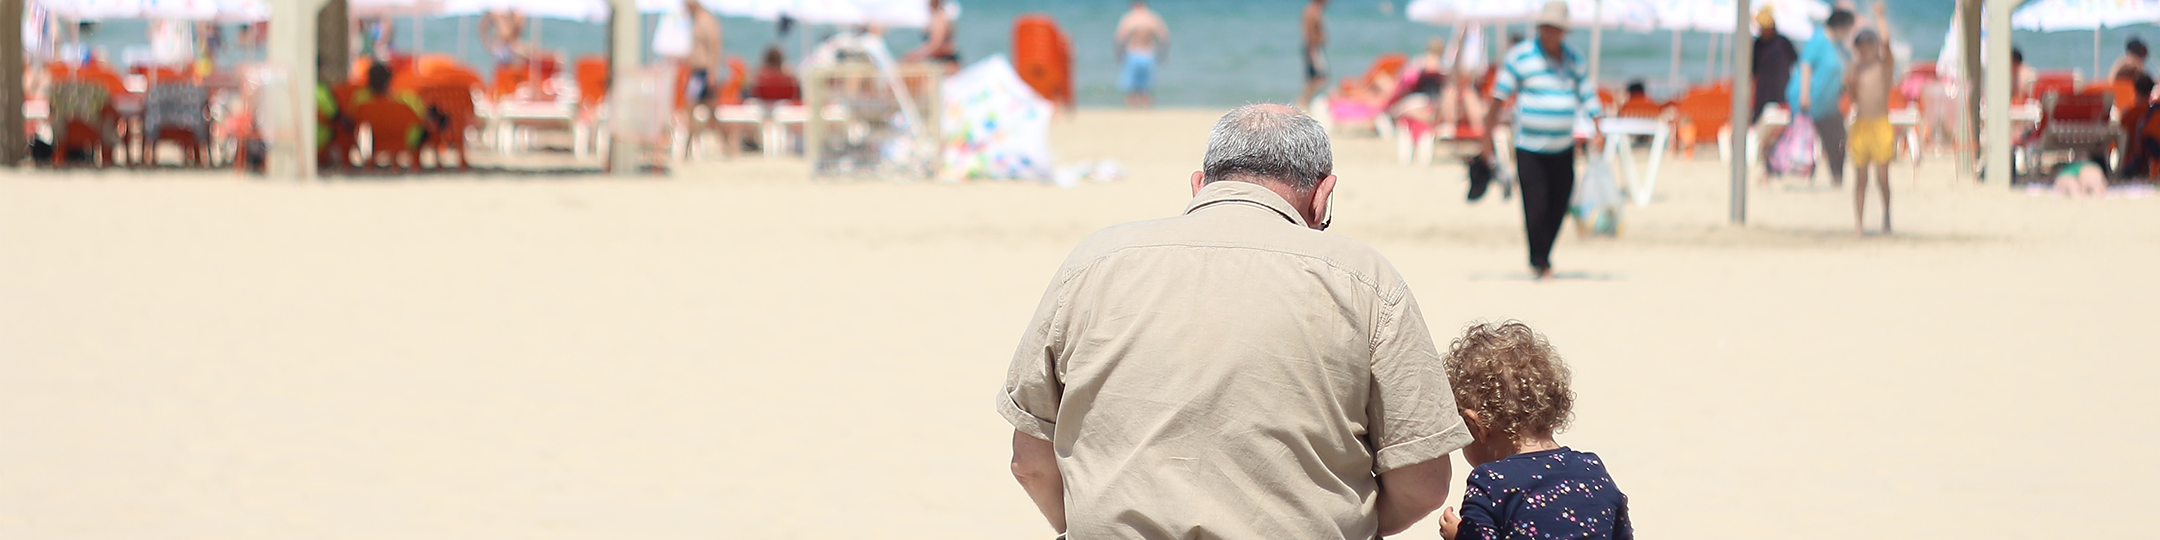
[1408,0,1653,28]
[442,0,610,21]
[2012,0,2160,78]
[1651,0,1821,40]
[38,0,144,20]
[349,0,449,17]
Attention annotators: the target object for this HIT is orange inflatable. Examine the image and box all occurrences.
[1011,14,1073,108]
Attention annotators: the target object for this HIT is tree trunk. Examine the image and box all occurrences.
[2,0,26,166]
[318,0,348,85]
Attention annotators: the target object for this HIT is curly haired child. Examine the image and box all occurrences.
[1439,321,1631,540]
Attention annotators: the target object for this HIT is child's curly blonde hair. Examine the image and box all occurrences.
[1442,321,1575,439]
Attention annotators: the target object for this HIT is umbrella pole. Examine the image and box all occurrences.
[1705,32,1717,81]
[1670,28,1681,92]
[1589,0,1604,84]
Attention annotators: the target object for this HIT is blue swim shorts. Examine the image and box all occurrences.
[1120,51,1156,94]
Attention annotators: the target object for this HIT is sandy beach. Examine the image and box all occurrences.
[3,108,2157,539]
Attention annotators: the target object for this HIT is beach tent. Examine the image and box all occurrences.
[2011,0,2160,79]
[940,54,1052,182]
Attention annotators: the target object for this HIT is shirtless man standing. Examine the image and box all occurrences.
[684,0,723,104]
[479,9,527,67]
[1298,0,1329,110]
[1115,1,1169,108]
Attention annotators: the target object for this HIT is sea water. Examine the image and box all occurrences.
[63,0,2146,108]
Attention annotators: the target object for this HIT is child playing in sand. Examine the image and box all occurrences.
[1846,2,1896,235]
[1438,321,1630,540]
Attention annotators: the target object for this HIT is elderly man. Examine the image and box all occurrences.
[1000,104,1472,539]
[1481,0,1602,279]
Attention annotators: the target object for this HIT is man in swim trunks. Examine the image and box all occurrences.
[1115,1,1170,108]
[684,0,723,104]
[1845,2,1895,235]
[1298,0,1328,109]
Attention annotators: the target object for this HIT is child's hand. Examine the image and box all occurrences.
[1439,506,1461,540]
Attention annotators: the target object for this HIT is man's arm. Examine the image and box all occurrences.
[1375,455,1454,537]
[1797,63,1813,112]
[1010,430,1067,534]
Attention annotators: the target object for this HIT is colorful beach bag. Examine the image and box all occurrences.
[1769,114,1817,176]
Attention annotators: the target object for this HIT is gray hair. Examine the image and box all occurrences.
[1202,104,1333,192]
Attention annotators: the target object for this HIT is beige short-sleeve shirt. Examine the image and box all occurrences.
[999,181,1473,540]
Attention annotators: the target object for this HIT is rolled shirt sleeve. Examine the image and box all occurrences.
[1363,281,1474,473]
[998,276,1070,442]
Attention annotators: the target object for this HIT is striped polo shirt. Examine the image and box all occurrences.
[1492,40,1601,153]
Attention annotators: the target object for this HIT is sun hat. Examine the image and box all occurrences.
[1755,6,1775,29]
[1535,1,1571,31]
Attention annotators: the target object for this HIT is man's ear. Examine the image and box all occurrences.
[1191,171,1207,195]
[1310,174,1338,229]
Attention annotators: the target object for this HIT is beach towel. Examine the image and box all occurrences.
[1770,114,1817,176]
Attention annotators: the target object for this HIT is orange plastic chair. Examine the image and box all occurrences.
[575,57,610,112]
[2032,72,2079,100]
[1673,87,1732,159]
[719,56,747,106]
[321,82,363,169]
[352,99,426,171]
[1616,97,1665,119]
[414,85,475,169]
[1011,14,1074,108]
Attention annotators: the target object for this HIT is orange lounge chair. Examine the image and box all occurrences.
[1012,14,1074,108]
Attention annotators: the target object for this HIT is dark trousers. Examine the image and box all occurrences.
[1813,111,1848,181]
[1514,147,1576,271]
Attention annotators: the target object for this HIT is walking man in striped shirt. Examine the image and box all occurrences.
[1480,0,1602,280]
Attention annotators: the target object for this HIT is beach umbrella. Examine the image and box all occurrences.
[350,0,450,17]
[38,0,144,20]
[1652,0,1821,40]
[442,0,611,21]
[1407,0,1654,28]
[2012,0,2160,79]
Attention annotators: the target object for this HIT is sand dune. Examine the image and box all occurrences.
[2,109,2155,539]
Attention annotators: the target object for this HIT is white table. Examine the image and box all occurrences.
[1597,117,1671,207]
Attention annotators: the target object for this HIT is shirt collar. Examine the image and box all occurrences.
[1184,180,1310,228]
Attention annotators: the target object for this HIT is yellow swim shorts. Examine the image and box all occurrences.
[1850,117,1896,167]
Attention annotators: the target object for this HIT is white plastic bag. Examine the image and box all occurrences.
[1572,157,1624,236]
[651,13,692,58]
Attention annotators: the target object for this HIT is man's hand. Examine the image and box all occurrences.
[1439,506,1462,540]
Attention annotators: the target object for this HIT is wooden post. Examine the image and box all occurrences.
[1,0,25,166]
[1985,0,2013,185]
[608,0,641,175]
